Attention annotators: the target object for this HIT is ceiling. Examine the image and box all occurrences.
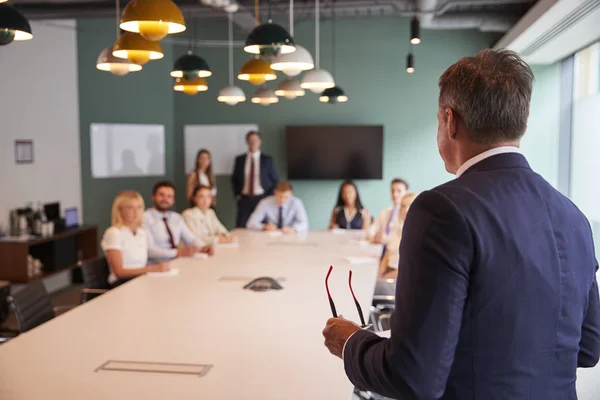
[12,0,538,32]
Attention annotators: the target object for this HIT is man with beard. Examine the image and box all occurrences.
[144,180,214,262]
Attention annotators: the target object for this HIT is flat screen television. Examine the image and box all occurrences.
[285,125,383,180]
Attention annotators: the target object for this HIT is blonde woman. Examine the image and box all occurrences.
[183,185,235,245]
[186,149,217,205]
[379,192,418,279]
[101,191,170,286]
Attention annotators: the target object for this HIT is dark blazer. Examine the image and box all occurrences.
[344,153,600,400]
[231,153,278,197]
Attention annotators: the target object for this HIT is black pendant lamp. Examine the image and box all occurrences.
[406,52,415,73]
[171,13,211,79]
[319,0,347,104]
[0,4,33,45]
[244,0,295,56]
[410,16,420,45]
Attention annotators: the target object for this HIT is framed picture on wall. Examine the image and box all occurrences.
[15,140,34,164]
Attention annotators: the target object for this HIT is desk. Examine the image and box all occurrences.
[0,230,380,399]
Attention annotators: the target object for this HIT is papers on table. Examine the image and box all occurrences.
[344,256,378,265]
[331,228,347,235]
[147,267,180,277]
[267,231,283,237]
[216,241,240,248]
[193,252,209,260]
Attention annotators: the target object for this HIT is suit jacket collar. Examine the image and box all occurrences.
[460,152,531,177]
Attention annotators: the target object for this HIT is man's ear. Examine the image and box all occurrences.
[445,108,459,140]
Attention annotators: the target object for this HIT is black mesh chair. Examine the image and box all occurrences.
[79,257,111,303]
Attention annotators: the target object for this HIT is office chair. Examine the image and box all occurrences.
[79,257,111,303]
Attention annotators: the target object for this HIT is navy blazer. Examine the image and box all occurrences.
[344,153,600,400]
[231,153,279,197]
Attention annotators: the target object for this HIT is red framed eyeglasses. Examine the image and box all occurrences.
[325,265,367,327]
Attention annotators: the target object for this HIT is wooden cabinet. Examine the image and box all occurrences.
[0,226,98,284]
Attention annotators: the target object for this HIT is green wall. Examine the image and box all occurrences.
[77,17,560,232]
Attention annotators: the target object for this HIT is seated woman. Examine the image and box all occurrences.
[186,149,217,206]
[183,185,235,245]
[101,191,170,286]
[329,180,371,230]
[379,192,418,280]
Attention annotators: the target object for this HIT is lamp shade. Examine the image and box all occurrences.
[244,21,295,56]
[300,69,335,93]
[410,16,420,45]
[174,77,208,96]
[251,86,279,106]
[0,4,32,44]
[113,32,164,65]
[171,52,212,78]
[270,45,314,77]
[238,58,277,86]
[406,53,414,73]
[275,79,305,100]
[217,85,246,106]
[97,46,143,76]
[319,86,348,104]
[120,0,186,41]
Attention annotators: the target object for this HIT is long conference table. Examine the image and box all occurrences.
[0,230,381,400]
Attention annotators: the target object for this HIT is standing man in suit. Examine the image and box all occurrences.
[323,49,600,399]
[232,130,279,228]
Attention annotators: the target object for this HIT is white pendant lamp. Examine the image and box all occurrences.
[271,0,314,76]
[301,0,334,93]
[251,86,279,106]
[218,12,246,106]
[96,0,142,76]
[275,79,305,99]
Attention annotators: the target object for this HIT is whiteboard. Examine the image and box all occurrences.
[184,124,258,175]
[90,123,165,178]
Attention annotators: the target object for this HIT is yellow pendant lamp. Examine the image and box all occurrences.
[238,57,276,86]
[112,31,164,65]
[174,77,208,96]
[120,0,186,41]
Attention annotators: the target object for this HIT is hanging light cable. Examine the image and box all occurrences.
[320,0,347,103]
[271,0,314,77]
[244,0,295,56]
[171,10,211,79]
[301,0,334,93]
[218,12,246,105]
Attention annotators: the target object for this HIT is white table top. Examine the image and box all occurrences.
[0,230,380,400]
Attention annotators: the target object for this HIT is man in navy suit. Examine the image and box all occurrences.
[231,130,279,228]
[323,49,600,399]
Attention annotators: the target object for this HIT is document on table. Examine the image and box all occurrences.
[193,252,209,259]
[147,268,180,277]
[216,241,240,248]
[267,231,283,237]
[344,256,378,265]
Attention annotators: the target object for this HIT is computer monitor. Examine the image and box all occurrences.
[64,207,79,228]
[44,202,60,221]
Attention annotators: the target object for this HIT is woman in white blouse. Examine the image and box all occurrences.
[183,185,236,245]
[186,149,217,206]
[101,191,170,285]
[379,192,418,279]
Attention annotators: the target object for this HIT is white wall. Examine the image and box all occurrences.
[0,20,81,232]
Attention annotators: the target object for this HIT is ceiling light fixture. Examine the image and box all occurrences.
[171,12,211,79]
[271,0,314,76]
[318,0,347,104]
[406,52,414,73]
[113,31,164,65]
[410,16,420,45]
[275,79,305,99]
[218,12,246,105]
[0,4,33,45]
[238,57,276,85]
[251,86,279,106]
[244,0,295,56]
[301,0,334,93]
[174,77,208,96]
[97,0,141,75]
[120,0,186,41]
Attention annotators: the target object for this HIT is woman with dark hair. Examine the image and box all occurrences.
[329,180,371,230]
[186,149,217,206]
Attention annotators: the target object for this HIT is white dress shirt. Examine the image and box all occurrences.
[198,171,217,197]
[242,151,264,196]
[182,207,229,245]
[385,223,404,269]
[246,195,309,232]
[143,208,206,261]
[456,146,521,177]
[367,206,401,243]
[101,226,149,284]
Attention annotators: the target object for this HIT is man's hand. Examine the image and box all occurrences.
[177,245,198,257]
[201,245,215,256]
[218,234,233,243]
[264,224,277,231]
[281,226,296,234]
[322,316,362,359]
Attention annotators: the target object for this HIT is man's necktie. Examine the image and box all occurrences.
[248,156,256,196]
[163,217,177,249]
[381,207,399,260]
[277,206,284,229]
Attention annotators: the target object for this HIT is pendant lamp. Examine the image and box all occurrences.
[244,0,295,56]
[218,12,246,106]
[275,79,305,99]
[406,52,414,73]
[301,0,334,93]
[271,0,313,76]
[174,77,208,96]
[97,0,141,75]
[318,0,347,104]
[238,57,276,86]
[113,31,164,65]
[120,0,185,41]
[171,15,211,79]
[0,4,32,45]
[251,86,278,106]
[410,16,420,45]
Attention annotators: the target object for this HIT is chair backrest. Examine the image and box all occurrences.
[9,281,54,333]
[0,281,11,327]
[81,257,111,290]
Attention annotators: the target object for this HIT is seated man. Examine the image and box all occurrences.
[144,180,214,262]
[247,181,309,233]
[368,178,408,244]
